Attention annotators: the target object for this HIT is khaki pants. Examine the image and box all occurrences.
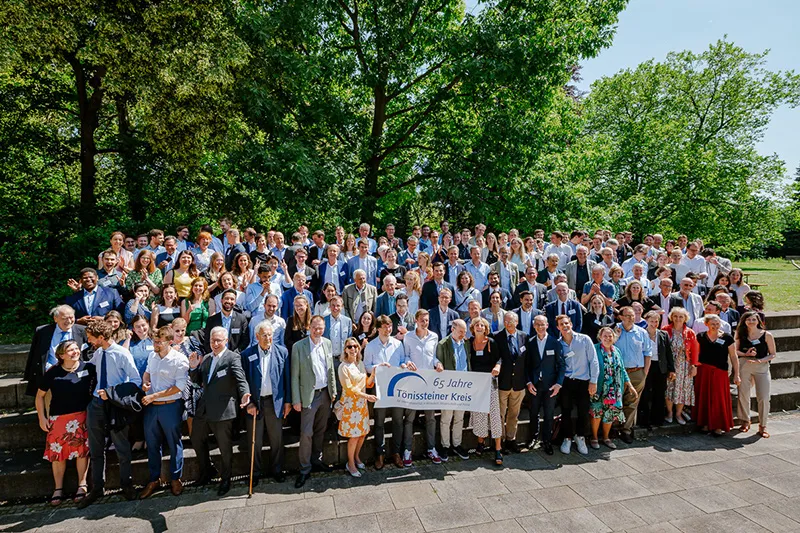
[737,359,771,425]
[440,410,465,448]
[623,368,646,434]
[498,389,526,441]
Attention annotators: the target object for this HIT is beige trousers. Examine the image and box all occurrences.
[498,389,526,441]
[737,359,771,426]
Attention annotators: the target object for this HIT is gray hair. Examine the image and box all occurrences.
[353,269,366,278]
[50,304,75,318]
[210,326,229,339]
[255,321,274,336]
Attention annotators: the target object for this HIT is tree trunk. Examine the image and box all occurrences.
[116,95,146,222]
[361,83,387,224]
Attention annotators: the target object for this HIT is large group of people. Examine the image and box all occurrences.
[24,221,777,508]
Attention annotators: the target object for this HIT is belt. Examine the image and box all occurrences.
[626,367,643,372]
[152,399,177,406]
[260,394,273,399]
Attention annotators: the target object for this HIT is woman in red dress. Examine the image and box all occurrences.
[694,315,741,436]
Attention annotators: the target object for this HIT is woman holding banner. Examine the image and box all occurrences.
[468,317,503,466]
[337,338,377,477]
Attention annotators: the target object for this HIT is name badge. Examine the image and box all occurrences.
[99,301,109,308]
[306,275,312,280]
[146,345,154,351]
[730,321,738,327]
[475,350,484,356]
[231,328,241,334]
[77,370,88,378]
[715,338,726,345]
[520,345,526,353]
[750,339,760,345]
[358,333,366,340]
[216,369,227,378]
[81,343,88,351]
[595,319,602,326]
[567,309,575,315]
[546,349,554,355]
[248,354,258,362]
[565,351,575,359]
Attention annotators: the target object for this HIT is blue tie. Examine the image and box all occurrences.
[98,350,108,392]
[60,330,70,344]
[508,335,517,360]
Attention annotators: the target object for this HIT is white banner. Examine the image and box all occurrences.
[374,366,491,413]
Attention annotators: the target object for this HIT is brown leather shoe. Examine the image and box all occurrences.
[139,481,160,500]
[375,454,385,470]
[391,453,403,468]
[170,479,183,496]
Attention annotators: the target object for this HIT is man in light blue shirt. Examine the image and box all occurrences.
[436,319,471,461]
[616,306,652,443]
[356,223,377,254]
[466,246,490,291]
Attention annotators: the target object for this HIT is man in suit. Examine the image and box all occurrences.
[241,322,291,485]
[280,272,315,320]
[490,247,519,294]
[442,246,465,285]
[375,275,400,317]
[428,288,460,340]
[356,223,378,254]
[526,315,565,455]
[421,263,456,310]
[204,289,250,353]
[493,313,528,452]
[189,327,251,495]
[155,236,179,274]
[223,228,248,271]
[288,248,315,288]
[546,274,577,304]
[323,296,352,360]
[390,293,415,340]
[564,246,597,300]
[315,245,349,297]
[308,230,328,268]
[654,277,675,328]
[512,291,539,337]
[545,283,583,336]
[65,268,123,325]
[270,232,293,273]
[512,266,547,310]
[24,305,88,397]
[285,232,306,273]
[436,319,472,461]
[669,278,704,327]
[341,269,378,322]
[481,270,512,309]
[716,292,740,328]
[291,315,337,487]
[347,240,379,287]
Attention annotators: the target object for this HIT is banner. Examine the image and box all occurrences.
[374,366,492,413]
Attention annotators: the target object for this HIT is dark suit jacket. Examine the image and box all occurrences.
[481,286,512,309]
[224,243,248,271]
[24,324,88,396]
[545,299,583,337]
[652,329,676,375]
[721,308,741,328]
[204,311,250,353]
[536,268,562,287]
[494,329,529,391]
[240,344,290,419]
[289,264,315,286]
[511,281,548,310]
[420,280,456,311]
[65,286,122,319]
[427,307,460,340]
[155,251,178,274]
[285,244,303,271]
[190,349,250,422]
[512,307,540,336]
[525,334,565,388]
[390,312,414,335]
[442,262,466,285]
[308,244,328,265]
[314,261,349,297]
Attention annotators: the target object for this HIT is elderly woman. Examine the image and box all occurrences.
[664,307,700,425]
[36,340,95,505]
[468,318,503,465]
[695,315,740,436]
[337,338,376,477]
[641,311,675,428]
[590,327,637,449]
[735,311,776,438]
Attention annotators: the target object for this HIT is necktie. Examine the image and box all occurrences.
[561,302,566,316]
[60,330,70,344]
[508,335,516,360]
[98,350,108,391]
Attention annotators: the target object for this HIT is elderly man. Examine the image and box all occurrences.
[437,319,472,461]
[580,264,615,308]
[342,269,378,322]
[356,222,377,254]
[492,313,528,452]
[316,244,349,296]
[565,246,597,299]
[24,305,88,397]
[669,278,704,327]
[375,275,400,317]
[615,307,651,443]
[545,283,583,336]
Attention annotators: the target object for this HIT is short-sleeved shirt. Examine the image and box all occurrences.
[38,361,96,416]
[698,332,734,371]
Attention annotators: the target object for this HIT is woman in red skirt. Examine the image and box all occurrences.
[695,315,741,436]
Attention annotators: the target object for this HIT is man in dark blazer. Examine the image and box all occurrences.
[512,291,540,337]
[493,313,529,452]
[223,228,248,271]
[526,315,565,455]
[284,232,306,273]
[24,305,88,397]
[442,246,465,285]
[241,322,291,484]
[65,268,122,325]
[308,230,328,268]
[512,266,548,310]
[716,292,740,328]
[390,294,415,339]
[155,236,179,274]
[314,245,349,297]
[481,270,513,309]
[189,326,251,495]
[287,248,315,288]
[428,288,460,341]
[204,289,250,354]
[420,263,456,311]
[545,283,583,336]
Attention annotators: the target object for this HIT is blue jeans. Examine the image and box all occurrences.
[143,401,184,482]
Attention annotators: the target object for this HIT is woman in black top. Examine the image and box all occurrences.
[285,295,311,357]
[614,280,659,318]
[35,340,95,506]
[353,311,378,350]
[467,317,503,466]
[378,248,407,288]
[583,294,615,343]
[694,316,740,436]
[640,311,675,428]
[735,311,776,437]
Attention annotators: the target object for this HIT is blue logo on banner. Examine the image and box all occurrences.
[386,372,427,397]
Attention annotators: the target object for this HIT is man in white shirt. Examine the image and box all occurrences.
[248,294,286,348]
[655,278,674,328]
[680,242,707,290]
[622,244,649,278]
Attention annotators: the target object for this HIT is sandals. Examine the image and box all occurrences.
[602,439,617,450]
[74,484,89,504]
[50,488,64,507]
[589,439,600,450]
[739,423,751,433]
[757,426,770,438]
[494,450,503,466]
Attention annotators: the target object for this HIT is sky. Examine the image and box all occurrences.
[578,0,800,178]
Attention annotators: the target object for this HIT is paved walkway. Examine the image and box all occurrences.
[3,413,800,533]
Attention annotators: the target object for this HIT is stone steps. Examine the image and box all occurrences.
[773,328,800,352]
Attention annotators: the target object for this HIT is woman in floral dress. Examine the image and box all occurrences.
[664,307,700,425]
[337,338,376,478]
[590,327,636,450]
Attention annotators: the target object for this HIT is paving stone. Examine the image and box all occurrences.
[263,497,336,528]
[669,509,770,533]
[627,473,683,495]
[528,464,596,488]
[492,470,543,492]
[246,486,305,506]
[569,476,652,505]
[770,447,800,466]
[166,510,224,533]
[387,482,441,509]
[477,491,546,520]
[374,508,424,533]
[709,454,799,481]
[620,493,703,525]
[516,507,610,533]
[718,479,787,505]
[624,523,682,533]
[657,464,734,489]
[766,496,800,522]
[334,489,394,517]
[468,518,525,533]
[735,504,800,533]
[619,454,675,474]
[429,476,508,503]
[220,505,267,533]
[656,448,733,468]
[675,485,749,513]
[753,472,800,497]
[576,458,639,480]
[294,514,381,533]
[529,485,588,512]
[414,499,493,532]
[172,492,248,515]
[587,501,647,531]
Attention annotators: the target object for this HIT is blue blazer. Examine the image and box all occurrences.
[323,313,353,340]
[375,292,398,317]
[420,280,456,311]
[315,261,349,296]
[155,251,178,274]
[347,255,379,287]
[240,344,290,419]
[280,288,314,320]
[525,334,565,388]
[66,286,122,319]
[427,307,460,340]
[545,299,583,336]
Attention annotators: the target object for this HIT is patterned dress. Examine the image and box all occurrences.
[666,332,694,406]
[337,361,371,438]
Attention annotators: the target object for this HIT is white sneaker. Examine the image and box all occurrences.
[560,438,572,455]
[427,448,443,465]
[575,436,589,455]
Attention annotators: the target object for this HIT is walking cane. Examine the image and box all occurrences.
[248,410,257,497]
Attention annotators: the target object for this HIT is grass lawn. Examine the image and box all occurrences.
[733,259,800,312]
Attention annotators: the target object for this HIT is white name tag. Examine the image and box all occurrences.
[595,319,602,325]
[77,370,88,378]
[565,351,575,359]
[567,309,575,315]
[750,339,760,345]
[248,354,258,362]
[475,350,484,356]
[358,334,366,340]
[306,275,312,280]
[231,328,241,334]
[715,338,726,345]
[730,321,738,327]
[216,369,227,378]
[546,350,554,355]
[520,345,526,353]
[99,301,109,308]
[146,345,154,351]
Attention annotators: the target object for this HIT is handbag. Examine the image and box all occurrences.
[333,398,345,421]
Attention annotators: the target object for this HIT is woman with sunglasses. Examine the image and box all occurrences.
[337,338,377,477]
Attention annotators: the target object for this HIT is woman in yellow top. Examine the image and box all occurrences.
[162,250,198,299]
[337,338,376,478]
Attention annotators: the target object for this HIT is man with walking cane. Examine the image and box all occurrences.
[241,322,291,487]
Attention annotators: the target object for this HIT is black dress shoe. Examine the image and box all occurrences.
[311,461,333,473]
[295,473,311,488]
[195,474,212,487]
[217,479,231,496]
[504,440,520,453]
[543,442,554,455]
[274,472,286,483]
[76,489,102,509]
[620,432,634,444]
[121,486,138,501]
